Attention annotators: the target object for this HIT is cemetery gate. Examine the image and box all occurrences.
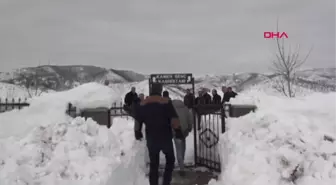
[149,73,225,172]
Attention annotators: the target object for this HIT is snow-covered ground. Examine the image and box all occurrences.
[210,91,336,185]
[0,82,335,185]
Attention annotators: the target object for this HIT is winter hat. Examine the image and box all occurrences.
[162,90,169,98]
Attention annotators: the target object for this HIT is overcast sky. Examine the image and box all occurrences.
[0,0,334,74]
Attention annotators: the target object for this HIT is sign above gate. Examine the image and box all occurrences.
[150,73,193,84]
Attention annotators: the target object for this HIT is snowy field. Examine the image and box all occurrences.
[0,82,335,185]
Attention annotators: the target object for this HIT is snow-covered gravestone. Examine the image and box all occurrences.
[227,104,257,117]
[80,107,112,128]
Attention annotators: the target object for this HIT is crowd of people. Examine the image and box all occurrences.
[123,85,237,185]
[184,86,238,108]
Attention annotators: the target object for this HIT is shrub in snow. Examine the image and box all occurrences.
[0,117,130,185]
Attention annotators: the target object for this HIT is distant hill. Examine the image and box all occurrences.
[0,66,335,99]
[0,65,146,90]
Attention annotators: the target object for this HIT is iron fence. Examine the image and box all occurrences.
[192,103,257,172]
[193,104,226,172]
[0,98,29,113]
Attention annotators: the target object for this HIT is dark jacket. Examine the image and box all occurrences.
[195,96,201,105]
[222,91,238,103]
[203,93,212,104]
[183,94,195,109]
[124,91,138,107]
[212,94,221,104]
[134,95,179,142]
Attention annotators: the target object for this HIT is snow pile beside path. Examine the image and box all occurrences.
[29,82,119,110]
[0,82,119,139]
[210,92,336,185]
[0,117,148,185]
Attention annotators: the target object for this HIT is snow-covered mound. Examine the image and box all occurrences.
[0,82,119,139]
[0,117,147,185]
[0,83,149,185]
[210,91,336,185]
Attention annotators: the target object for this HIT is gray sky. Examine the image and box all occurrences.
[0,0,334,75]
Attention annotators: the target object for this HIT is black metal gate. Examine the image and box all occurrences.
[193,104,226,172]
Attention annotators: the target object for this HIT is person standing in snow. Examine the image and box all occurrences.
[123,87,138,116]
[222,87,238,103]
[133,93,150,167]
[221,86,227,104]
[183,88,195,109]
[162,90,172,101]
[202,89,212,104]
[194,90,203,105]
[134,83,184,185]
[124,87,138,107]
[171,99,193,176]
[211,89,221,104]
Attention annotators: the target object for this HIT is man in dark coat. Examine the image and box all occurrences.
[222,87,238,103]
[124,87,138,107]
[123,87,139,116]
[202,89,212,104]
[134,83,183,185]
[194,91,203,105]
[162,90,172,101]
[211,89,221,104]
[183,89,195,109]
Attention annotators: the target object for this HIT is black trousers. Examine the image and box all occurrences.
[147,139,175,185]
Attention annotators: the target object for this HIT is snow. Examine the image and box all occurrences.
[0,81,335,185]
[103,71,127,83]
[0,82,149,185]
[0,117,148,185]
[0,82,29,99]
[0,82,119,139]
[210,91,336,185]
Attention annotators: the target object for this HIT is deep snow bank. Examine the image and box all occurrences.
[210,92,336,185]
[0,83,119,139]
[0,117,147,185]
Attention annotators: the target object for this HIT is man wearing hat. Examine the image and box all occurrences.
[134,83,184,185]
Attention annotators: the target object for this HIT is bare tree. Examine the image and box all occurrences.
[270,20,313,97]
[16,66,52,98]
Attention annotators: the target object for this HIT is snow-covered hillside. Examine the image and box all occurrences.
[0,65,146,91]
[0,67,335,97]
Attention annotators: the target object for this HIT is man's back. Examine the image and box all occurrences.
[183,94,194,109]
[223,91,237,102]
[135,95,177,142]
[212,94,221,104]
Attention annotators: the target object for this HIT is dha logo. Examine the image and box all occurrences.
[264,32,288,39]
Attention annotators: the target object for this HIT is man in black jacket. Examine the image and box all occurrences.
[124,87,138,116]
[183,89,195,109]
[134,83,183,185]
[124,87,138,107]
[222,87,238,103]
[202,89,212,104]
[194,91,203,105]
[211,89,221,104]
[162,90,172,101]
